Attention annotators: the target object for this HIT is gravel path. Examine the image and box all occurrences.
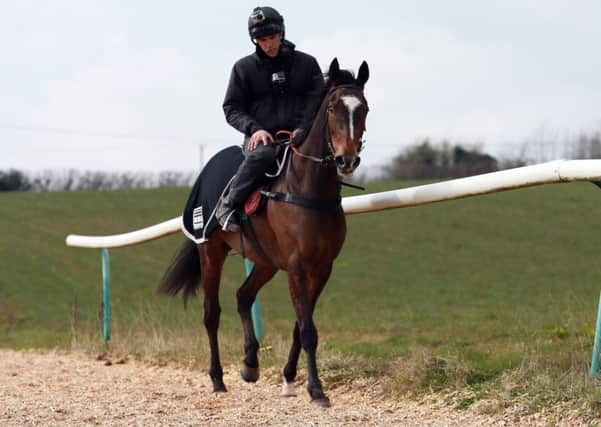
[0,349,588,426]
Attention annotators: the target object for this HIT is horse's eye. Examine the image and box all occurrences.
[327,106,334,114]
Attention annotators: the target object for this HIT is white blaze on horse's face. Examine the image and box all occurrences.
[341,95,362,140]
[329,91,366,178]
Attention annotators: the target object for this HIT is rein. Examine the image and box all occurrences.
[290,144,334,165]
[275,130,335,165]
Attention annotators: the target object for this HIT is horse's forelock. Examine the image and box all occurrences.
[325,69,356,89]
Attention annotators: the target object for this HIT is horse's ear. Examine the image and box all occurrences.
[357,61,369,88]
[328,58,340,81]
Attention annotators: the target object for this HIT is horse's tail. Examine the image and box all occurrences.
[156,239,201,307]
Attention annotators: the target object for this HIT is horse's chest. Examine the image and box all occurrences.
[291,216,346,260]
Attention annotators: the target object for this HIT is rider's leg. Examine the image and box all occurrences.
[216,144,276,232]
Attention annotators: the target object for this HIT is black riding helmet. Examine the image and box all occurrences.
[248,6,285,43]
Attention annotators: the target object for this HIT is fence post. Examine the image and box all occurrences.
[101,248,111,343]
[590,291,601,377]
[245,259,264,343]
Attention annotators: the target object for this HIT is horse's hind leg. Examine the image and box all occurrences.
[199,240,229,392]
[236,264,277,383]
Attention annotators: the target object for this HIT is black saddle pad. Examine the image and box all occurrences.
[182,145,244,243]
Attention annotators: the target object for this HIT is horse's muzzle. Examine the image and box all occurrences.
[335,155,361,174]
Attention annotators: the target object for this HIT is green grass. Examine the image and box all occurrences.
[2,181,601,416]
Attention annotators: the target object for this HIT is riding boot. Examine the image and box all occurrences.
[215,191,241,232]
[216,144,276,232]
[215,172,250,233]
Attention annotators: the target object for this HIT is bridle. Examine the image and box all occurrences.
[280,83,367,166]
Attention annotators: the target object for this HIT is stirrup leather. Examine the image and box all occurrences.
[221,210,238,231]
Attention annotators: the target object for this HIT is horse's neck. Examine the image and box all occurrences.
[284,122,340,199]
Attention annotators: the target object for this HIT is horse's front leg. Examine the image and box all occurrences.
[236,264,277,383]
[281,321,301,396]
[287,266,331,407]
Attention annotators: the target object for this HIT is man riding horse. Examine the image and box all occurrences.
[217,6,325,232]
[164,5,369,405]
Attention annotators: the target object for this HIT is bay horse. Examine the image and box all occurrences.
[157,58,369,407]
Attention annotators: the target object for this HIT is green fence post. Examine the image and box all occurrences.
[101,248,111,343]
[589,182,601,377]
[245,259,264,343]
[590,291,601,377]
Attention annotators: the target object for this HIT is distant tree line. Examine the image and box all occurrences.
[0,169,195,192]
[383,140,498,180]
[3,128,601,191]
[382,127,601,180]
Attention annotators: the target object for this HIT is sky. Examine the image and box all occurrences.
[2,1,601,174]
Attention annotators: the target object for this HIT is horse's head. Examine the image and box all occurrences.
[325,58,369,178]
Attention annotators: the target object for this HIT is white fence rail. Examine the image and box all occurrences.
[66,159,601,249]
[66,217,182,249]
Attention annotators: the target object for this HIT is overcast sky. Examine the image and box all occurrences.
[2,1,601,173]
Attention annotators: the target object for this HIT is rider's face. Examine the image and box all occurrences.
[256,33,282,58]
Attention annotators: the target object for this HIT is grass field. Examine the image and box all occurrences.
[2,180,601,414]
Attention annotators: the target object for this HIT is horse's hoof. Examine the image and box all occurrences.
[240,364,260,383]
[311,397,331,408]
[281,379,297,397]
[212,382,227,393]
[309,388,330,407]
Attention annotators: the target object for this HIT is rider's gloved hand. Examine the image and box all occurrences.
[291,128,302,139]
[248,130,274,151]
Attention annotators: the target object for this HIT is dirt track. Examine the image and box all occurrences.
[0,349,589,426]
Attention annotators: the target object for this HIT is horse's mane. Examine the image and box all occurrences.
[291,69,357,146]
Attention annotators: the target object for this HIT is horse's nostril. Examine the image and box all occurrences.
[335,156,345,167]
[352,156,361,168]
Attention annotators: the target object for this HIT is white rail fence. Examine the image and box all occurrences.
[67,159,601,248]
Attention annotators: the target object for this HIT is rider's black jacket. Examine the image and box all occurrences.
[223,40,324,139]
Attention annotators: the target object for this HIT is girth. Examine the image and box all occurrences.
[260,190,341,211]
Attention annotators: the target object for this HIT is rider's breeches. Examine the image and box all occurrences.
[227,144,277,208]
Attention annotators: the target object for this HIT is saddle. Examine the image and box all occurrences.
[244,186,268,216]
